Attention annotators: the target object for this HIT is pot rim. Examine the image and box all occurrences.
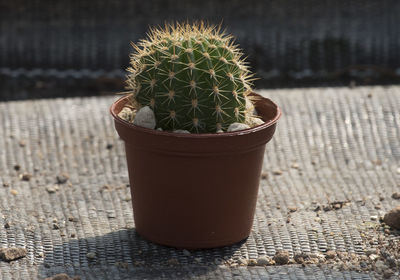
[110,93,281,138]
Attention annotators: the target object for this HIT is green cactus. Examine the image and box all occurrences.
[126,22,256,133]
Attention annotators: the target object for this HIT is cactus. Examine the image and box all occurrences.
[126,22,256,133]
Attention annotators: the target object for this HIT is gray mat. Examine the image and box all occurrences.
[0,86,399,279]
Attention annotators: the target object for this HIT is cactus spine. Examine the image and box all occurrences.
[126,22,256,133]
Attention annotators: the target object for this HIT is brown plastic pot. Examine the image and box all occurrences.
[110,93,281,249]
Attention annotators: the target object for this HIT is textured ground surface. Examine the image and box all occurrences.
[0,86,399,279]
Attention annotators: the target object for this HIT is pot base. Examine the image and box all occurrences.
[135,228,250,249]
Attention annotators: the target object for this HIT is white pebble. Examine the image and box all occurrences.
[248,117,264,127]
[118,107,134,122]
[133,106,156,129]
[173,129,190,134]
[227,123,251,132]
[156,128,163,131]
[216,129,224,133]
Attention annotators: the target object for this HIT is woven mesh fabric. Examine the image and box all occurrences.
[1,0,400,78]
[0,86,399,279]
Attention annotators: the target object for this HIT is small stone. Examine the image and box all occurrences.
[237,258,248,265]
[37,252,44,258]
[216,129,224,133]
[106,143,113,150]
[10,189,18,195]
[56,174,69,184]
[272,170,283,175]
[166,258,179,265]
[370,215,378,221]
[227,122,250,132]
[173,130,190,134]
[70,233,76,238]
[375,260,387,272]
[247,259,257,266]
[133,106,156,129]
[360,261,368,269]
[260,172,268,179]
[375,204,382,210]
[182,249,191,256]
[256,256,272,266]
[68,216,77,222]
[0,247,27,262]
[46,185,59,193]
[325,250,336,259]
[273,250,290,265]
[383,206,400,230]
[13,164,21,171]
[247,117,264,127]
[391,192,400,200]
[4,222,10,229]
[333,203,342,210]
[20,173,32,181]
[369,254,379,261]
[294,253,307,264]
[288,206,297,213]
[52,223,60,230]
[118,107,135,122]
[383,270,394,279]
[18,140,26,147]
[86,252,96,259]
[291,163,299,169]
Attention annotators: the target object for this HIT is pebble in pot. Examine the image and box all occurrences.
[227,123,251,132]
[133,106,156,129]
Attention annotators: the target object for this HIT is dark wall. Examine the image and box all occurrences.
[1,0,400,99]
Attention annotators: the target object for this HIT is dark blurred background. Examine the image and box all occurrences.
[1,0,400,100]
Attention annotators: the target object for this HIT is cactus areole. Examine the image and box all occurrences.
[126,23,256,133]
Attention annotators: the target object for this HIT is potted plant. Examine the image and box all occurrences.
[110,22,281,249]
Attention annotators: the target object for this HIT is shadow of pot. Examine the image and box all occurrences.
[110,93,281,249]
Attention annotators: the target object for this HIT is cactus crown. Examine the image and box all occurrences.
[126,22,255,133]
